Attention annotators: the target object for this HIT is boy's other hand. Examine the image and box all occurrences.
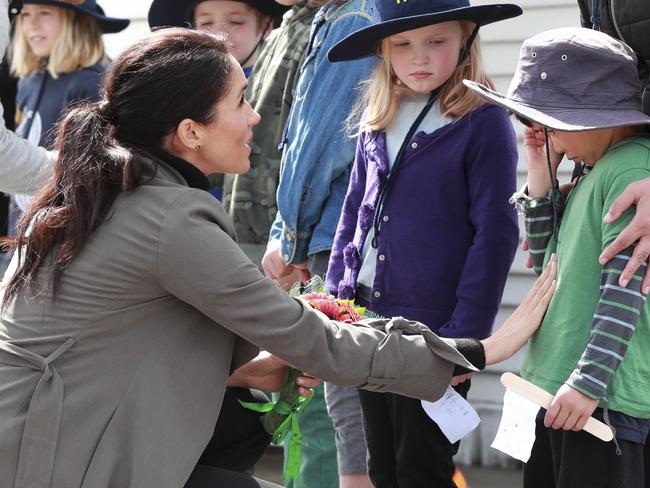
[600,177,650,294]
[544,384,599,432]
[524,127,564,197]
[523,127,563,170]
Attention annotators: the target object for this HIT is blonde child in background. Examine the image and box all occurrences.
[326,1,522,486]
[7,0,127,238]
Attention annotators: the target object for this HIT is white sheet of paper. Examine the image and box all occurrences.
[491,389,539,462]
[421,386,481,444]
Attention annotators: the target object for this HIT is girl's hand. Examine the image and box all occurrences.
[481,255,557,365]
[450,373,473,386]
[523,127,563,198]
[544,384,599,431]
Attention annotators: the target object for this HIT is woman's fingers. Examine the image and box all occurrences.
[603,180,643,224]
[600,178,650,288]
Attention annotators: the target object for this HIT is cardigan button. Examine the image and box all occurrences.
[382,215,389,222]
[411,142,418,149]
[378,254,385,261]
[374,291,381,298]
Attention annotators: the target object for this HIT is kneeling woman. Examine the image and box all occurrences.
[0,28,555,488]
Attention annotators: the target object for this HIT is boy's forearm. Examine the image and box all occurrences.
[512,187,559,275]
[568,245,646,399]
[527,164,556,198]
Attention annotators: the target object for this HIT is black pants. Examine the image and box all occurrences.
[646,437,650,488]
[185,465,281,488]
[184,388,274,487]
[524,416,645,488]
[358,381,470,488]
[197,387,272,473]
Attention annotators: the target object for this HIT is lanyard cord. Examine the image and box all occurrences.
[371,89,439,248]
[544,128,562,242]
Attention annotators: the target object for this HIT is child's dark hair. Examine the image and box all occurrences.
[2,28,233,307]
[514,113,533,127]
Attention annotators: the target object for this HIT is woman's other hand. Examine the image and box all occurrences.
[481,255,557,365]
[600,177,650,294]
[228,352,320,396]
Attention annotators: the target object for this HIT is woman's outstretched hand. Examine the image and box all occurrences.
[227,352,320,396]
[481,255,557,365]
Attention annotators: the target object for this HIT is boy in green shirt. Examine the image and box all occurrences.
[467,27,650,488]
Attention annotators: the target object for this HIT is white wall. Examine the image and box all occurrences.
[100,0,150,59]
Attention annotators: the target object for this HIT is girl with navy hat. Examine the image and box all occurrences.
[8,0,128,237]
[148,0,289,78]
[325,0,522,486]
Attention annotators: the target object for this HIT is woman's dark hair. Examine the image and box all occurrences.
[1,28,233,307]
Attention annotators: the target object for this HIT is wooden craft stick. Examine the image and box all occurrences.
[500,372,614,442]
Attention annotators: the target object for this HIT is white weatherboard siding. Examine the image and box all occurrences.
[102,0,581,467]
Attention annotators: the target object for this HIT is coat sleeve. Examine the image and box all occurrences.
[0,101,55,194]
[436,107,519,339]
[156,191,474,402]
[0,16,55,195]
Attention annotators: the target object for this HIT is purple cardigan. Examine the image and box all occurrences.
[325,104,519,339]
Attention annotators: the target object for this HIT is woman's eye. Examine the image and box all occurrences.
[198,21,213,28]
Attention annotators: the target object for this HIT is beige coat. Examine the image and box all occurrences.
[0,161,474,488]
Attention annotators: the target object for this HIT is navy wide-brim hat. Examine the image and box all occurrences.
[465,27,650,131]
[24,0,130,34]
[328,0,522,62]
[148,0,290,30]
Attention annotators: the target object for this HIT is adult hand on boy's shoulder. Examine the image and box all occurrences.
[600,177,650,294]
[544,384,599,432]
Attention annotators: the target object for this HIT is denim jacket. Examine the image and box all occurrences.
[269,0,375,264]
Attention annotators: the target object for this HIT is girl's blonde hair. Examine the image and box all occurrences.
[353,21,494,133]
[10,7,105,79]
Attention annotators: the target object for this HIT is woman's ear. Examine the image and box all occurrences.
[172,118,204,152]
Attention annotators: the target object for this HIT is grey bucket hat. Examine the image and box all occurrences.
[464,27,650,131]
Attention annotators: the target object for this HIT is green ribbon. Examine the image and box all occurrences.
[239,389,313,482]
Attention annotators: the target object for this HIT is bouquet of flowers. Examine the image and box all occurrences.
[239,276,379,481]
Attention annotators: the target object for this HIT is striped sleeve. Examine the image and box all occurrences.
[567,247,647,400]
[511,186,562,276]
[524,200,555,276]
